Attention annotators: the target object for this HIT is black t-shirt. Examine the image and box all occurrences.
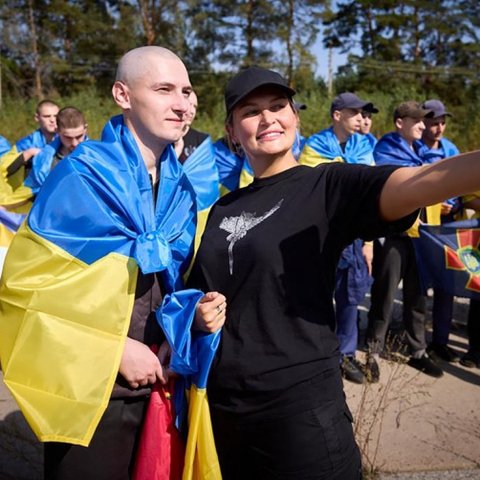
[179,128,209,164]
[189,163,417,417]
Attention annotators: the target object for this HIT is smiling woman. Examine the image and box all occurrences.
[188,65,480,480]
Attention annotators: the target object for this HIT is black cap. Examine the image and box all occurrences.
[330,92,379,115]
[225,66,296,115]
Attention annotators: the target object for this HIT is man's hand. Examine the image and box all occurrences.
[441,202,453,216]
[119,337,167,389]
[22,147,41,162]
[194,291,227,333]
[362,243,374,276]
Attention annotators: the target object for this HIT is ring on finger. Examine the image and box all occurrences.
[216,304,223,314]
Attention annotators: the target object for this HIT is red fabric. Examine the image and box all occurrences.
[132,350,185,480]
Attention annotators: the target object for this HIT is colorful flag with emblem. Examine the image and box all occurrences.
[415,219,480,299]
[0,115,197,446]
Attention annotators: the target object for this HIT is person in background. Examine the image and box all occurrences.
[365,101,444,382]
[3,100,60,172]
[300,92,378,384]
[359,109,378,149]
[415,99,462,364]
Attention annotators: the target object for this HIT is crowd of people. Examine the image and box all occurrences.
[0,46,480,479]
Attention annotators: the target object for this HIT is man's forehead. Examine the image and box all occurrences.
[59,126,87,136]
[136,56,190,87]
[39,105,59,115]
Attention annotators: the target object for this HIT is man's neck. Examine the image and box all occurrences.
[332,123,351,145]
[423,137,439,150]
[42,130,55,143]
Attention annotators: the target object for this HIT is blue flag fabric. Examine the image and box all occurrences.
[0,136,11,158]
[304,127,374,165]
[415,137,459,164]
[29,115,196,287]
[213,139,245,193]
[15,129,49,152]
[415,219,480,299]
[374,132,423,167]
[24,136,88,195]
[0,209,26,233]
[182,136,220,211]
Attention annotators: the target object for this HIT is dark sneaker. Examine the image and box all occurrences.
[408,354,444,378]
[340,356,365,384]
[427,343,460,363]
[363,354,380,383]
[460,350,480,369]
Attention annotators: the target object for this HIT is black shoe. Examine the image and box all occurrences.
[408,353,444,378]
[363,354,380,383]
[340,356,365,384]
[427,343,460,363]
[460,350,480,368]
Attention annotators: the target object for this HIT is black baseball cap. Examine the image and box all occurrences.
[225,66,296,116]
[330,92,379,115]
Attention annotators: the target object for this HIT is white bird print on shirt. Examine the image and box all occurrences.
[219,199,284,274]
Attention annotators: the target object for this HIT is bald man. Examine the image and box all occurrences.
[0,46,225,479]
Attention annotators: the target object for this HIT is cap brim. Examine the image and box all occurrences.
[228,82,296,114]
[363,103,379,114]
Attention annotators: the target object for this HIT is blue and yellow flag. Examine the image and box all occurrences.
[159,290,222,480]
[300,127,374,167]
[0,209,25,248]
[0,115,197,446]
[415,219,480,299]
[182,136,220,253]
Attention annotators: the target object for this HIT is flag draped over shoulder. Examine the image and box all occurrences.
[182,136,220,253]
[0,115,197,446]
[0,209,25,247]
[300,127,374,167]
[158,290,222,480]
[415,219,480,300]
[374,132,423,167]
[0,136,11,158]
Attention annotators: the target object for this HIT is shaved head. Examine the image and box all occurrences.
[116,46,183,87]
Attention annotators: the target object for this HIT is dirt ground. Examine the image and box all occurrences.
[0,293,479,479]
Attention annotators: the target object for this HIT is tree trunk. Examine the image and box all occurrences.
[27,0,42,99]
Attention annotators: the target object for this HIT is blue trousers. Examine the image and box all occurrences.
[335,267,360,357]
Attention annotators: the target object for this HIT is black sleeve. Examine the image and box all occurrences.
[322,162,419,244]
[6,153,26,177]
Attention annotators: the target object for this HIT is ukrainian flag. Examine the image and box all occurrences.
[182,136,220,253]
[213,139,254,197]
[0,115,197,446]
[159,290,222,480]
[299,127,375,167]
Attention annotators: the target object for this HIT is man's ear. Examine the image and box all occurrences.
[34,112,40,123]
[112,81,131,110]
[332,110,341,122]
[395,117,403,130]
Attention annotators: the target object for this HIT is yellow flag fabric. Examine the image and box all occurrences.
[0,224,137,446]
[183,386,222,480]
[299,145,343,167]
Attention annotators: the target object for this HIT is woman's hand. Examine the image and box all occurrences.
[194,291,227,333]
